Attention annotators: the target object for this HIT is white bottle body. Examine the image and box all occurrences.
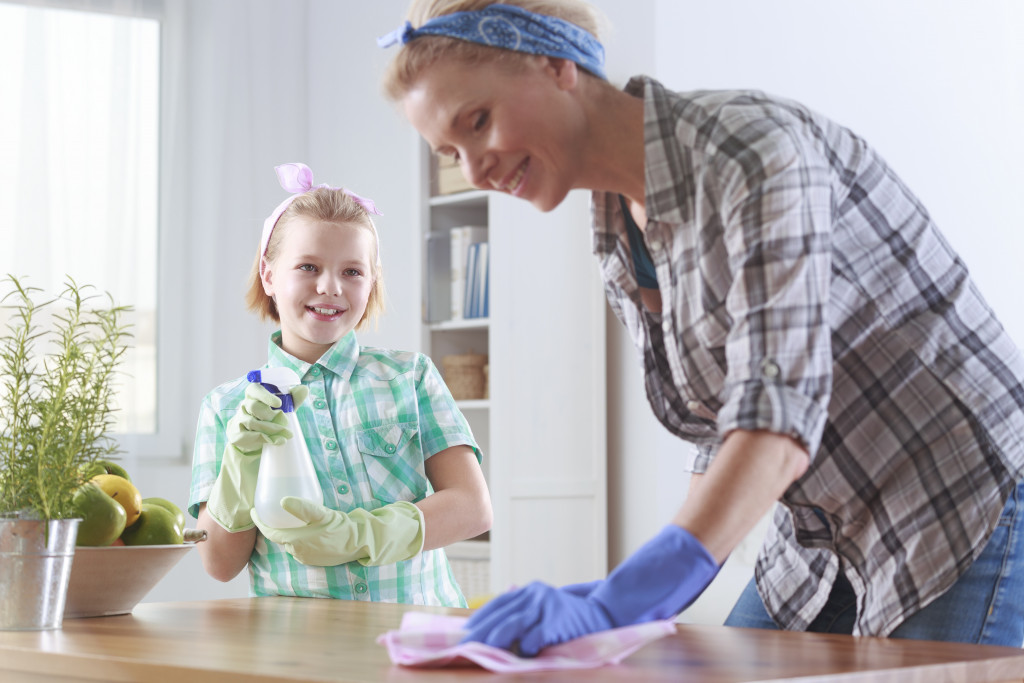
[254,409,323,529]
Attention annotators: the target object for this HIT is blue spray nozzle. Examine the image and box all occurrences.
[247,367,302,413]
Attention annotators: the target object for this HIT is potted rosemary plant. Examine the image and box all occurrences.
[0,275,131,630]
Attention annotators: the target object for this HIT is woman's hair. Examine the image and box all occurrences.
[245,188,386,329]
[382,0,604,102]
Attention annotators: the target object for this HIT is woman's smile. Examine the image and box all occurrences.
[492,158,530,195]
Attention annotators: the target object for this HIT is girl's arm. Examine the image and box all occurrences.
[196,502,257,582]
[417,444,492,551]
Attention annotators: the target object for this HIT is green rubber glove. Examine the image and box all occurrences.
[251,498,425,567]
[206,383,309,532]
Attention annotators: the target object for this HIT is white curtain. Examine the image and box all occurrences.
[0,0,381,454]
[0,0,160,432]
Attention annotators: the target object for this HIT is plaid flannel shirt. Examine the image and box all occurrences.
[594,76,1024,636]
[189,331,478,607]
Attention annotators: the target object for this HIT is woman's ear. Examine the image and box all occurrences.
[543,57,579,91]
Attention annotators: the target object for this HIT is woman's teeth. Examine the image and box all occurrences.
[497,162,526,192]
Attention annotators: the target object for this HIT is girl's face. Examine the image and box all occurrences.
[402,56,586,213]
[261,217,375,364]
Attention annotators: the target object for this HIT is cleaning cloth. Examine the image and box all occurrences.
[377,611,675,673]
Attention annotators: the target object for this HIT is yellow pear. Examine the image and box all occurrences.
[91,473,142,526]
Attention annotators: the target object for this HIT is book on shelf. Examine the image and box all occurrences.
[435,154,475,196]
[450,226,487,320]
[424,231,451,323]
[463,241,489,319]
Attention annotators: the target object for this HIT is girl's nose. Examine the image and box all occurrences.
[318,271,343,296]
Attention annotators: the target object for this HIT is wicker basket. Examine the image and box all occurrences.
[441,353,488,400]
[446,540,491,606]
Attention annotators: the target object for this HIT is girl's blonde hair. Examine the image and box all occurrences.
[245,188,386,330]
[382,0,605,102]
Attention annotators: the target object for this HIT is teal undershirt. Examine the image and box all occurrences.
[619,195,658,288]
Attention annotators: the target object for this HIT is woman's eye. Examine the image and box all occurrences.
[344,268,363,277]
[298,264,317,272]
[473,111,489,131]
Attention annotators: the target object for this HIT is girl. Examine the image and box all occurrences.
[189,163,491,606]
[378,0,1024,652]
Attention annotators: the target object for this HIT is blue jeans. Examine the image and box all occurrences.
[724,479,1024,646]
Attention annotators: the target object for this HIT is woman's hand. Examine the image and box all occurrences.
[463,524,719,656]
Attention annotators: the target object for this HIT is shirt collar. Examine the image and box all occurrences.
[623,74,692,225]
[266,330,360,382]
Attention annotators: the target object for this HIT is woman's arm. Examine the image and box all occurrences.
[417,444,492,551]
[196,502,257,582]
[677,429,808,563]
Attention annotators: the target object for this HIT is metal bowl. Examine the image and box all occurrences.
[63,530,206,619]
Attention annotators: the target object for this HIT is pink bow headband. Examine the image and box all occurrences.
[260,163,383,274]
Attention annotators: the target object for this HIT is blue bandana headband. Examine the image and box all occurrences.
[377,3,606,80]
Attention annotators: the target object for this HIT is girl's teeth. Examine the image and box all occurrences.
[311,307,337,315]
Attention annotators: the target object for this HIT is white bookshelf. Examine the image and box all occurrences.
[418,145,608,599]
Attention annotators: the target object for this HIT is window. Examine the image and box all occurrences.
[0,1,160,436]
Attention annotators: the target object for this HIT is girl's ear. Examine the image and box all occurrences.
[260,258,274,296]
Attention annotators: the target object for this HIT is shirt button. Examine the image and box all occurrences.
[648,239,662,251]
[325,440,338,450]
[314,399,326,409]
[310,367,320,376]
[354,582,368,594]
[686,400,700,411]
[337,483,349,495]
[761,359,780,379]
[384,444,396,454]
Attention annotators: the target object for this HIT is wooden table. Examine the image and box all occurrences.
[0,597,1022,682]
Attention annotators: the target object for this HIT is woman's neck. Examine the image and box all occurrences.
[577,81,646,208]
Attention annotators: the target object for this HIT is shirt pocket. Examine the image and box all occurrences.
[355,423,426,504]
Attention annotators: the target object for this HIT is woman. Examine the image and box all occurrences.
[378,0,1024,654]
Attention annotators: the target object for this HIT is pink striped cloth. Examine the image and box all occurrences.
[377,612,677,673]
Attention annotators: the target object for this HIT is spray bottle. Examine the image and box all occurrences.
[248,367,324,528]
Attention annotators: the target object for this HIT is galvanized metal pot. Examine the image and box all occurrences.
[0,515,80,630]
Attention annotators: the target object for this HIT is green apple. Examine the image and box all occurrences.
[79,458,132,483]
[121,503,184,546]
[71,482,128,546]
[142,497,186,530]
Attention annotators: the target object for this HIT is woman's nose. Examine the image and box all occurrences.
[461,148,494,190]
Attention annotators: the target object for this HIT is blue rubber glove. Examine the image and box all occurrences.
[462,524,719,656]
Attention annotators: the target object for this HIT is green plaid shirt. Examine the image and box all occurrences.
[189,331,479,607]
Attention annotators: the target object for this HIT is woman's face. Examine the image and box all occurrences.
[402,56,585,213]
[261,217,375,364]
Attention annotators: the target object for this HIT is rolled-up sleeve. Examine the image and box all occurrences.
[711,122,833,457]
